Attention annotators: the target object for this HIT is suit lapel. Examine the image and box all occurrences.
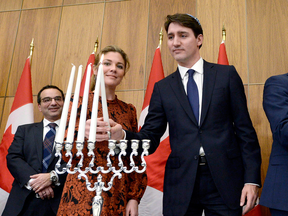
[169,69,198,125]
[200,61,217,126]
[34,121,44,165]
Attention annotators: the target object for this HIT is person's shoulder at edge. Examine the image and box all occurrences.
[265,73,288,84]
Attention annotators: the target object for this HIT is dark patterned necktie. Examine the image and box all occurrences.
[42,123,57,173]
[187,69,199,123]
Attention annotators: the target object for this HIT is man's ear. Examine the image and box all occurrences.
[197,34,203,47]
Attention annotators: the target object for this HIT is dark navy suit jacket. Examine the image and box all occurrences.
[127,60,261,216]
[3,121,66,216]
[260,73,288,211]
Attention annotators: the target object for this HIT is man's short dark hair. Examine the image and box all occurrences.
[37,85,64,104]
[164,13,203,49]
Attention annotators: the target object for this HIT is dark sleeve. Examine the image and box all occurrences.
[126,82,167,154]
[229,66,261,185]
[7,126,38,188]
[263,75,288,146]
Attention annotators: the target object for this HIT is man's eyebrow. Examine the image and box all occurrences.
[168,31,189,35]
[177,31,189,34]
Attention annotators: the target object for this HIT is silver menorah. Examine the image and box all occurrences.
[53,63,150,216]
[54,139,150,216]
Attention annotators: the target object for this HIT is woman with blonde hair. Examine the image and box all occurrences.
[57,45,147,216]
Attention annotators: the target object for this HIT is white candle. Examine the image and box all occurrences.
[55,64,76,143]
[77,63,92,142]
[66,65,83,143]
[100,61,110,128]
[88,56,103,142]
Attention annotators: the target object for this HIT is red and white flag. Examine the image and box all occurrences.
[0,57,34,214]
[79,52,95,97]
[217,40,229,65]
[138,47,171,216]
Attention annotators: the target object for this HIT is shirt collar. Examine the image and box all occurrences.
[43,118,60,127]
[178,57,204,80]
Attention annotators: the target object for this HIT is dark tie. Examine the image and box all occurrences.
[42,123,57,173]
[187,69,199,123]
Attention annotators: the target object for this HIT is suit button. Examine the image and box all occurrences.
[194,155,199,160]
[199,130,203,134]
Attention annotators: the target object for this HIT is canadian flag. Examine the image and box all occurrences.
[0,57,34,214]
[138,47,171,216]
[217,40,229,65]
[79,52,95,97]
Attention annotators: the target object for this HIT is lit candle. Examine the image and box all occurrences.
[55,64,76,143]
[88,55,103,142]
[66,65,83,143]
[77,63,92,142]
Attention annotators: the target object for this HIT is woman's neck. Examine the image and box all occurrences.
[93,87,116,100]
[104,88,116,100]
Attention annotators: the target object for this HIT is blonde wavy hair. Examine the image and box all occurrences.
[90,45,130,91]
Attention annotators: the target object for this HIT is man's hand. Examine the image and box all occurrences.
[30,173,52,194]
[85,117,124,141]
[240,184,259,215]
[125,199,138,216]
[109,119,124,140]
[85,117,110,141]
[38,185,54,200]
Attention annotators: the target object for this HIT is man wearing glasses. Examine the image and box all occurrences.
[3,85,67,216]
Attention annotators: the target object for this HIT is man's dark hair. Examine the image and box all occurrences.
[37,85,65,104]
[164,13,203,48]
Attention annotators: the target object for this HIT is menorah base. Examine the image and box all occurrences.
[55,139,150,215]
[92,195,103,216]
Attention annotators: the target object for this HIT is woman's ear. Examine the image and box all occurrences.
[93,65,98,75]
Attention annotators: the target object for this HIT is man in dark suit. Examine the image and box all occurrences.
[3,85,66,216]
[102,13,261,216]
[260,74,288,216]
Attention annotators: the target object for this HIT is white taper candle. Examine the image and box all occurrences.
[100,61,110,129]
[88,55,104,142]
[55,64,76,143]
[66,65,83,143]
[77,63,92,142]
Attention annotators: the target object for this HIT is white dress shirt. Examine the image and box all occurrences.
[42,118,60,147]
[178,58,205,155]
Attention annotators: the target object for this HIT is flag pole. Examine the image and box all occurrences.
[29,38,34,66]
[29,38,34,57]
[222,25,226,41]
[94,36,99,53]
[158,28,163,50]
[218,25,229,65]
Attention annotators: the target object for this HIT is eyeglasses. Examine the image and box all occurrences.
[41,96,63,104]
